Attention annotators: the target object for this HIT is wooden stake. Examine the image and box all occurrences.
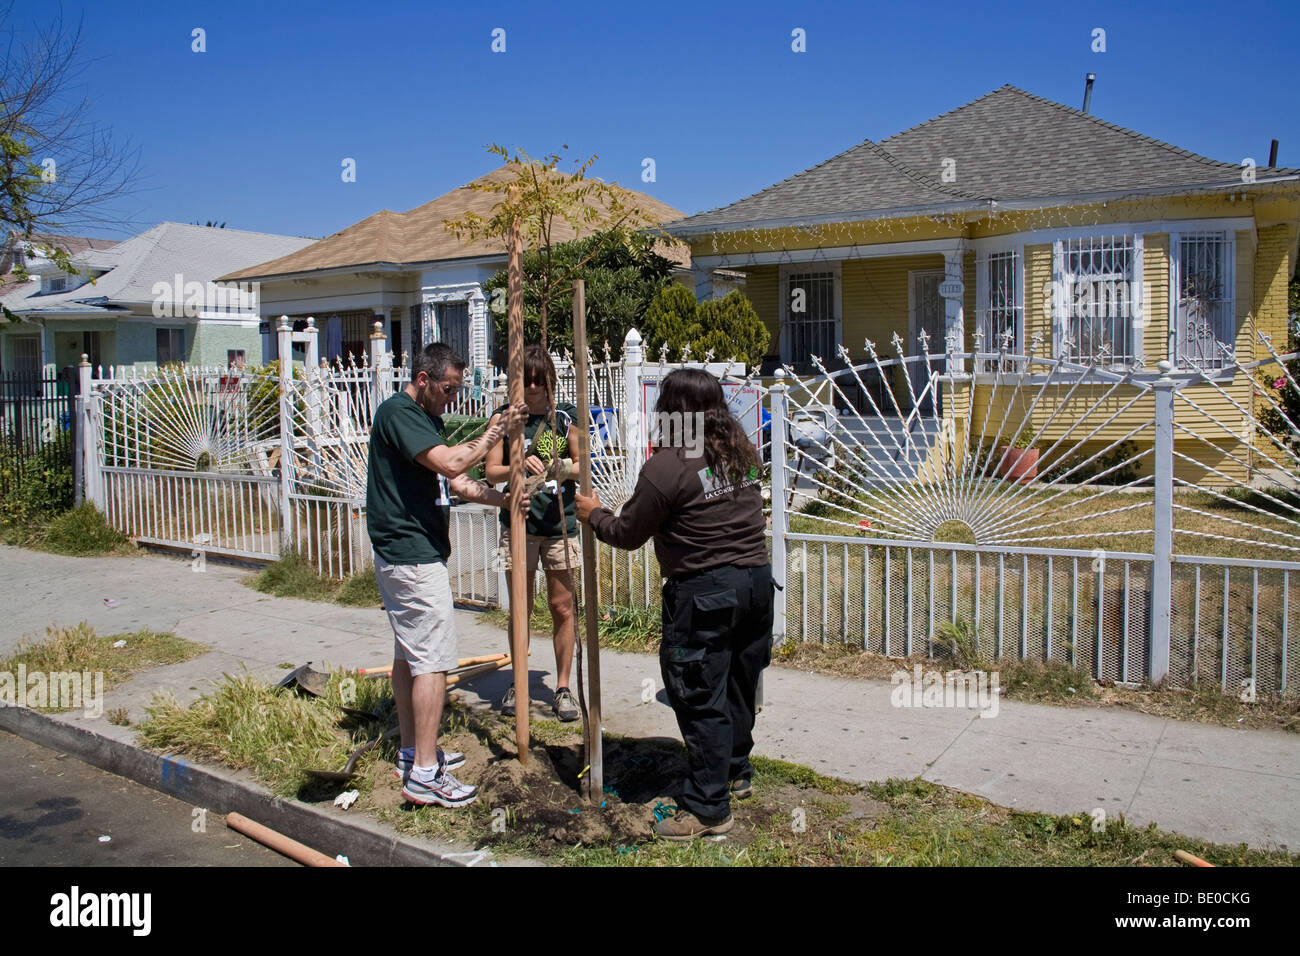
[506,202,530,764]
[572,279,603,799]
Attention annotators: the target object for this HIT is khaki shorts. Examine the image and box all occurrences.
[374,554,458,676]
[499,527,581,575]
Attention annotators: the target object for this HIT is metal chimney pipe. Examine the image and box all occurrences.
[1082,73,1095,114]
[1268,139,1279,167]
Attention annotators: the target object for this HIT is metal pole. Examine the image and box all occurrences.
[1150,360,1175,684]
[769,372,789,643]
[277,317,294,555]
[75,357,90,507]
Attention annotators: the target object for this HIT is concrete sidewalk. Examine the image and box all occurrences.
[2,545,1297,852]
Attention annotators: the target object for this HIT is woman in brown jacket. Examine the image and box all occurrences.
[576,368,773,841]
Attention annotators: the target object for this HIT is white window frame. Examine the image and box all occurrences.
[779,262,842,371]
[975,244,1024,372]
[1052,234,1144,367]
[1169,230,1235,371]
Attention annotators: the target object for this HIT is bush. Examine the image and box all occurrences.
[481,230,677,359]
[640,287,770,367]
[0,432,74,536]
[44,504,129,556]
[338,568,382,607]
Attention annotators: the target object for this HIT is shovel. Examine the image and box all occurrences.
[304,725,400,784]
[305,738,380,784]
[277,662,330,697]
[278,662,385,721]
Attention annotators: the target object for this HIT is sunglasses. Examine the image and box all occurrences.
[421,377,462,396]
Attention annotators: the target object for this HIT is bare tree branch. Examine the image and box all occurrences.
[1,3,140,256]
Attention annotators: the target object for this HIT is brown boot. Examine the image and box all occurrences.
[652,810,734,841]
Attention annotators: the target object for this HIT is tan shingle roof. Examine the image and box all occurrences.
[223,166,688,281]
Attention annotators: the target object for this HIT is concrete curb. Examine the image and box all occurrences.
[0,705,540,868]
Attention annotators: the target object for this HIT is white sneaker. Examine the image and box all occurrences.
[395,748,465,782]
[401,766,478,808]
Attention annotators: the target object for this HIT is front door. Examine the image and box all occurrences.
[909,271,944,415]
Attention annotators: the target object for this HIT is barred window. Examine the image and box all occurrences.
[1055,235,1140,365]
[1175,232,1233,369]
[977,249,1022,371]
[783,271,837,371]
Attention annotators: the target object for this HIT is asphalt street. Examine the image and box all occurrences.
[0,729,297,867]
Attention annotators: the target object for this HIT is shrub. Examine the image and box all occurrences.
[481,230,677,358]
[640,287,770,367]
[0,431,74,532]
[44,504,129,556]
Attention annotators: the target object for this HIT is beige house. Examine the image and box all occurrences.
[223,166,693,370]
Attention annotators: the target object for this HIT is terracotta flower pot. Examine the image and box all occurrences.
[997,446,1039,484]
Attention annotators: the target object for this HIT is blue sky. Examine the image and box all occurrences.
[17,0,1300,240]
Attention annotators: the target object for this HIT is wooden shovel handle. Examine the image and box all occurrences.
[359,653,509,678]
[225,812,346,867]
[447,655,512,687]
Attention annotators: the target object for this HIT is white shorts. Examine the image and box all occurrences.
[374,554,458,677]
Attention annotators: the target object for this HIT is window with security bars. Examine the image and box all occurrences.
[977,250,1022,371]
[782,271,836,370]
[340,311,373,362]
[1055,235,1140,364]
[1175,232,1234,369]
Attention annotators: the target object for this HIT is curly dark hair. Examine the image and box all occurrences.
[654,368,758,490]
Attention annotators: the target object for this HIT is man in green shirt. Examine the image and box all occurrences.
[367,342,527,808]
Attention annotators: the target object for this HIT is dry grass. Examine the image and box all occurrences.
[135,668,1297,866]
[774,640,1300,733]
[0,623,207,712]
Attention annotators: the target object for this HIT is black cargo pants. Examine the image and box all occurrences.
[659,562,774,820]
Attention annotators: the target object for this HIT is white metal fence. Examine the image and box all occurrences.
[76,319,1300,695]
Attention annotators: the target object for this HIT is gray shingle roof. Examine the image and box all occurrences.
[668,86,1299,233]
[2,222,314,312]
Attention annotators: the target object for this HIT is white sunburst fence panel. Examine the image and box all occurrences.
[88,366,284,559]
[1156,335,1300,695]
[1167,337,1300,558]
[775,334,1157,554]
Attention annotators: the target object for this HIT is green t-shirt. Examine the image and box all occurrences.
[366,391,451,565]
[495,402,579,539]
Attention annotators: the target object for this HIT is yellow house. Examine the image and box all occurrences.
[664,86,1300,484]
